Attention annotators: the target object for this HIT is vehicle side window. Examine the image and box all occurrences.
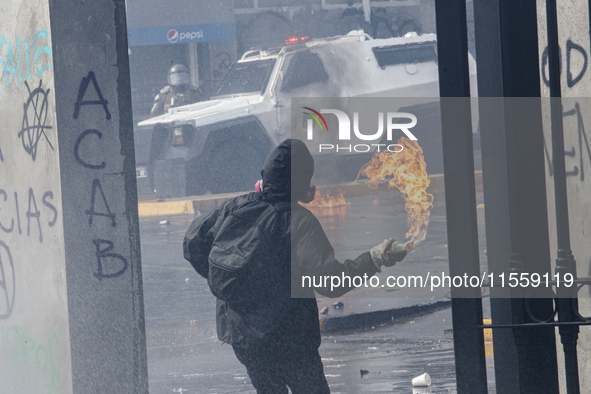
[215,59,276,96]
[280,51,329,92]
[372,42,437,69]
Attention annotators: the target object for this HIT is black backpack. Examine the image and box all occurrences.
[208,198,291,306]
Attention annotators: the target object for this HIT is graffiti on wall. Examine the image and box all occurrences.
[73,71,129,280]
[0,26,58,320]
[544,102,591,181]
[541,39,589,89]
[0,30,53,100]
[18,80,54,161]
[0,325,60,393]
[0,242,15,320]
[0,188,58,321]
[0,23,62,393]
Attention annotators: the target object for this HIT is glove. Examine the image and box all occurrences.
[370,239,407,272]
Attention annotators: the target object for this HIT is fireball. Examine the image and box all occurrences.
[357,137,433,246]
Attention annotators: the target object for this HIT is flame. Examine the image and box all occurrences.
[304,190,350,208]
[356,137,433,245]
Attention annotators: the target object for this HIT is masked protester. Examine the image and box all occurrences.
[150,64,207,117]
[183,139,406,394]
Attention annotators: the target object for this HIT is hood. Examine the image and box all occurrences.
[138,93,263,127]
[261,139,314,203]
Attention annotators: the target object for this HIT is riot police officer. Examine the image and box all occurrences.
[150,64,207,116]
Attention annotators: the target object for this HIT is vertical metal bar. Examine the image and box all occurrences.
[546,0,581,393]
[500,0,560,392]
[472,1,520,390]
[547,2,572,257]
[435,1,488,393]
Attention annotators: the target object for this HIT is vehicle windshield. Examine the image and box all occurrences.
[214,59,276,96]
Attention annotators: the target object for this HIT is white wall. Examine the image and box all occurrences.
[0,0,148,392]
[537,1,591,393]
[0,0,72,392]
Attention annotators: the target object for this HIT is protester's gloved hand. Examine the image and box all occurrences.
[370,239,407,272]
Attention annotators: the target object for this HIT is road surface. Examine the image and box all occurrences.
[140,183,493,393]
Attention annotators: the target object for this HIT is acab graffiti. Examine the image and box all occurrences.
[0,30,52,99]
[73,71,128,280]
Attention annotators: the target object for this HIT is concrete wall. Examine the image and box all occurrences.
[537,1,591,393]
[0,0,72,392]
[0,0,148,392]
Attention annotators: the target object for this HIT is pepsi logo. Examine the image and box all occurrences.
[167,29,179,43]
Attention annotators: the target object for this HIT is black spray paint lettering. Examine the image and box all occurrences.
[0,146,3,161]
[73,71,128,280]
[564,146,578,177]
[74,129,106,169]
[14,192,21,235]
[545,102,591,181]
[0,189,57,239]
[565,103,591,181]
[0,190,13,233]
[18,80,54,161]
[73,71,111,120]
[42,192,57,227]
[27,188,43,243]
[85,179,116,228]
[92,239,128,280]
[541,39,588,88]
[0,241,15,320]
[566,41,588,88]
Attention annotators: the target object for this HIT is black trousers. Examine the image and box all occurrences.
[233,340,331,394]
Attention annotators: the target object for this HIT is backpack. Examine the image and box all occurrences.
[208,198,291,306]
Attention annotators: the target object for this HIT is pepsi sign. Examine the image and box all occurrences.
[128,23,236,47]
[167,29,179,43]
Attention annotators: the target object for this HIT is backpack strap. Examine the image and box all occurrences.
[253,200,289,228]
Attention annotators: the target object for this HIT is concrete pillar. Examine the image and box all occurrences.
[537,1,591,392]
[0,0,148,392]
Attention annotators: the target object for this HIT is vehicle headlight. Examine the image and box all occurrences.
[171,124,194,146]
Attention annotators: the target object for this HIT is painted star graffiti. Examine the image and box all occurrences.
[18,80,54,161]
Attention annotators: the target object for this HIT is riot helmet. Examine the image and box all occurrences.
[167,64,190,86]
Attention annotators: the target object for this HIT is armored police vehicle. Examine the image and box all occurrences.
[136,31,477,197]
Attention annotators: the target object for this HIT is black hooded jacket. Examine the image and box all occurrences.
[183,139,378,348]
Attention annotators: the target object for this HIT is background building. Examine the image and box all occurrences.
[126,0,237,121]
[126,0,445,124]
